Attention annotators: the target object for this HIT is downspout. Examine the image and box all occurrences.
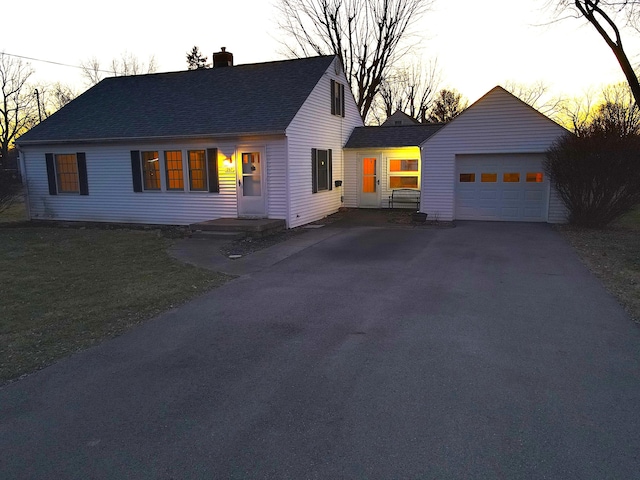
[284,132,291,228]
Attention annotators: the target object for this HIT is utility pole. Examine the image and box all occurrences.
[34,89,42,122]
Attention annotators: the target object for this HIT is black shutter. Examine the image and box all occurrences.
[77,152,89,195]
[340,84,345,117]
[130,150,142,192]
[207,148,219,193]
[45,153,57,195]
[311,148,318,193]
[330,79,336,115]
[328,149,333,190]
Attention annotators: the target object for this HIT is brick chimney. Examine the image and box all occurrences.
[213,47,233,67]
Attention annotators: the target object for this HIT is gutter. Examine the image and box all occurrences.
[16,130,287,147]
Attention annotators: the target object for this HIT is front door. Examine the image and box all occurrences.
[359,156,380,207]
[237,150,266,217]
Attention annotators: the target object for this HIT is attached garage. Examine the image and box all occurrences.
[455,154,548,221]
[421,86,569,224]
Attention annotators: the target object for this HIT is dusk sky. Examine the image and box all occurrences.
[4,0,638,103]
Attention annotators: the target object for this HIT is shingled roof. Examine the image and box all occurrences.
[344,123,445,149]
[18,55,337,145]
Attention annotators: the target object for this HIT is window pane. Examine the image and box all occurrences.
[459,173,475,182]
[56,154,79,193]
[390,176,418,188]
[362,158,376,193]
[526,172,544,183]
[242,152,261,196]
[503,172,520,182]
[165,150,184,190]
[142,151,160,190]
[317,150,328,190]
[481,173,497,182]
[389,159,418,172]
[188,150,207,191]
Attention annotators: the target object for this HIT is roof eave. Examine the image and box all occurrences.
[17,130,287,147]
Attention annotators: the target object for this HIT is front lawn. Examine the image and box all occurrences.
[560,206,640,323]
[0,226,231,384]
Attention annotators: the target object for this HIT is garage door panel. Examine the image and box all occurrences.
[456,155,549,222]
[479,189,498,200]
[525,190,544,201]
[501,190,521,201]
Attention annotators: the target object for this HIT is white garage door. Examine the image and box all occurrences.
[455,154,549,222]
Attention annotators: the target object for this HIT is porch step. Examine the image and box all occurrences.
[190,230,247,240]
[189,218,286,238]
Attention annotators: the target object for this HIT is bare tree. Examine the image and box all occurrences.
[276,0,434,120]
[0,52,36,166]
[553,1,640,105]
[33,82,77,120]
[591,82,640,135]
[503,80,565,119]
[81,52,158,86]
[427,89,468,123]
[186,46,210,70]
[378,59,440,123]
[558,89,597,134]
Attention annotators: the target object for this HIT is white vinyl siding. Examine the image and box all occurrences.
[22,136,283,225]
[343,147,421,208]
[421,87,568,223]
[285,57,363,228]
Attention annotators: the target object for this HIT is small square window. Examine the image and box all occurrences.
[459,173,475,182]
[526,172,544,183]
[503,173,520,182]
[481,173,497,182]
[390,176,419,188]
[389,159,418,172]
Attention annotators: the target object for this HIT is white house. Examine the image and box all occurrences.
[18,52,568,228]
[421,86,568,223]
[343,86,568,223]
[17,52,363,229]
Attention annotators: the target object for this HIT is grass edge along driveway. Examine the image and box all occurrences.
[0,226,231,384]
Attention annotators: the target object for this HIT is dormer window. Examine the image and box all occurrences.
[331,79,345,117]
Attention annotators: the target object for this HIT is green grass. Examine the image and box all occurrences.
[561,204,640,323]
[0,198,27,223]
[0,227,231,383]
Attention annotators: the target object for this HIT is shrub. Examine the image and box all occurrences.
[544,130,640,227]
[0,170,22,214]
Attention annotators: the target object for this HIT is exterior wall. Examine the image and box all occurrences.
[421,87,568,222]
[285,57,364,228]
[21,135,286,225]
[343,147,421,208]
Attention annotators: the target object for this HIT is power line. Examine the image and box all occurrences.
[2,52,113,74]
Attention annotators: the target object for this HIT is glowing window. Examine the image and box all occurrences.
[389,159,418,172]
[165,151,184,190]
[459,173,475,182]
[55,154,79,193]
[526,172,544,183]
[141,151,160,190]
[503,173,520,182]
[188,150,207,191]
[390,176,419,188]
[481,173,497,182]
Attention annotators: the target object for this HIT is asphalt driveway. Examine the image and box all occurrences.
[1,222,639,479]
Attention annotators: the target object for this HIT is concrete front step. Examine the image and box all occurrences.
[190,230,247,240]
[189,218,286,238]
